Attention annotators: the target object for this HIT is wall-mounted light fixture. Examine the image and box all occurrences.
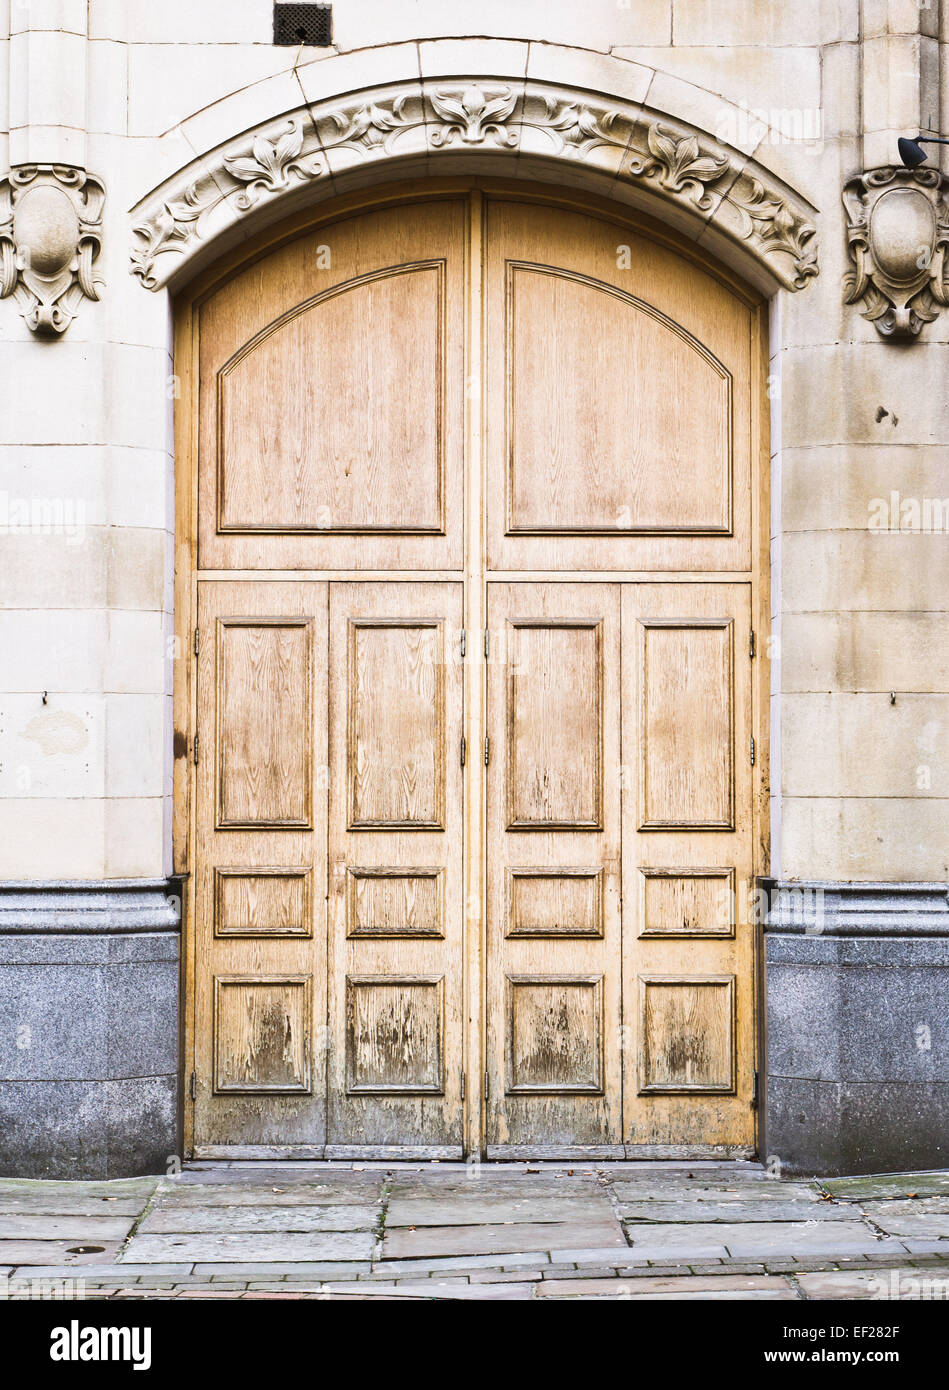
[898,134,949,168]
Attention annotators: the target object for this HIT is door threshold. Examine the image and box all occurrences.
[191,1143,757,1163]
[487,1144,757,1161]
[191,1144,464,1162]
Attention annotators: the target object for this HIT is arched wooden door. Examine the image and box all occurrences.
[178,186,766,1160]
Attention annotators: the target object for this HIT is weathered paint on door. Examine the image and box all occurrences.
[183,188,764,1158]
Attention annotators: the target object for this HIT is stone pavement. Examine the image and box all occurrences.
[2,1162,949,1300]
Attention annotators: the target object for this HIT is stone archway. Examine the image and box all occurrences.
[146,52,820,1162]
[129,72,819,298]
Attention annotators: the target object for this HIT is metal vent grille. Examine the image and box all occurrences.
[273,3,333,47]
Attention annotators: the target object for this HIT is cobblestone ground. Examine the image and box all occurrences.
[2,1163,949,1300]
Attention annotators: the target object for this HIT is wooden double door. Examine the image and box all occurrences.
[181,190,765,1159]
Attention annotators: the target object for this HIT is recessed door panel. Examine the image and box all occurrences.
[506,263,732,535]
[197,199,465,571]
[217,263,445,536]
[485,198,752,572]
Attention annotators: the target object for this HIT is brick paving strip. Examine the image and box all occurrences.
[1,1163,948,1300]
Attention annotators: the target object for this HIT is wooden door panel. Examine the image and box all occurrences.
[622,583,755,1153]
[485,198,753,572]
[505,265,731,534]
[193,581,328,1155]
[486,583,623,1155]
[197,200,465,571]
[217,264,445,536]
[640,619,735,829]
[326,582,464,1155]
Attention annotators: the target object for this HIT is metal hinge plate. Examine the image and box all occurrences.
[751,1069,759,1110]
[484,736,490,766]
[750,736,756,766]
[190,1071,197,1102]
[193,733,200,765]
[460,629,466,659]
[460,735,466,768]
[749,629,756,659]
[461,1072,466,1100]
[194,628,200,657]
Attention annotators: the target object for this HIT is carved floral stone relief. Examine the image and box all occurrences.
[129,82,820,293]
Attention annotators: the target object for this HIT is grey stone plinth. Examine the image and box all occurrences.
[764,880,949,1177]
[0,880,181,1179]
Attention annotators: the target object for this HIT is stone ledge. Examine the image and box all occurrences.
[762,880,949,937]
[0,880,182,935]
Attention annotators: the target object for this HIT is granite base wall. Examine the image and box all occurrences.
[0,882,181,1179]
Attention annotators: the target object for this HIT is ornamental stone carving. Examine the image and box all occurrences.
[843,166,949,338]
[0,166,105,335]
[130,80,819,294]
[627,124,731,209]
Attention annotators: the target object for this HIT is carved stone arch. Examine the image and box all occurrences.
[130,74,819,296]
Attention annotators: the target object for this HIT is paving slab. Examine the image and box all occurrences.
[138,1203,379,1234]
[5,1263,193,1279]
[797,1267,949,1299]
[193,1261,372,1278]
[536,1274,796,1298]
[0,1216,134,1241]
[388,1177,600,1199]
[159,1179,386,1205]
[386,1196,611,1227]
[724,1223,911,1260]
[861,1200,949,1239]
[889,1239,949,1255]
[382,1218,624,1259]
[121,1231,377,1264]
[372,1250,552,1275]
[353,1281,537,1300]
[820,1172,949,1202]
[618,1200,852,1223]
[609,1179,820,1203]
[0,1196,148,1217]
[0,1179,158,1201]
[620,1218,910,1262]
[0,1240,123,1266]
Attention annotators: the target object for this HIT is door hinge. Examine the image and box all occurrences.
[751,1069,759,1110]
[460,735,466,768]
[484,736,490,766]
[750,735,756,766]
[484,1069,489,1100]
[460,629,466,659]
[484,628,490,659]
[190,1070,197,1102]
[461,1071,466,1100]
[193,628,199,657]
[193,733,200,765]
[749,629,756,659]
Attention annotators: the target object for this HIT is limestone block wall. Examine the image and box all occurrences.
[0,1,945,887]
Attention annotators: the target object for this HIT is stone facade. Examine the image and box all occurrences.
[1,1,948,1176]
